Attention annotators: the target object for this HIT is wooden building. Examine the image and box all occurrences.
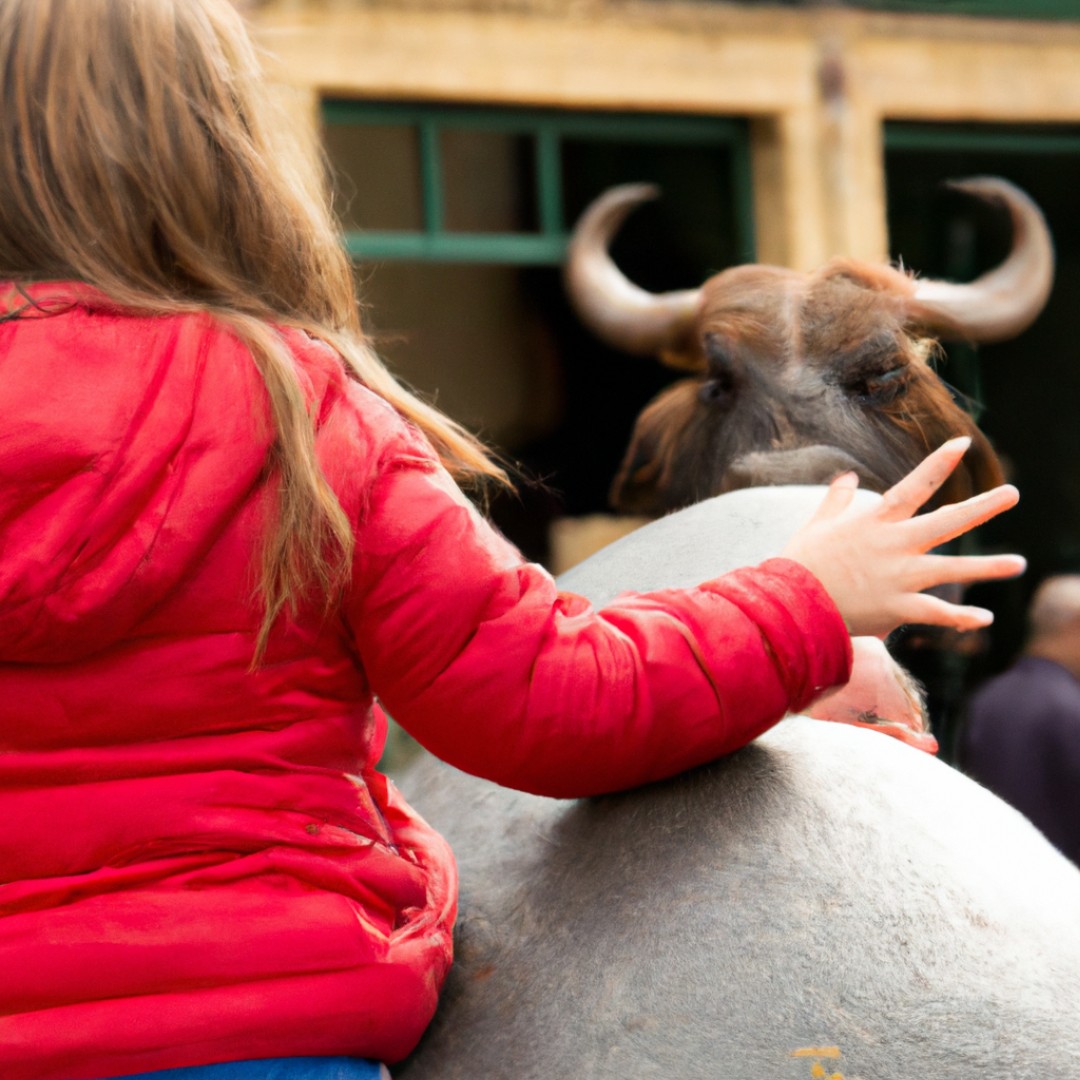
[250,0,1080,695]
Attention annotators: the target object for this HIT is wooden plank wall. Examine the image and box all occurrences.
[251,2,1080,271]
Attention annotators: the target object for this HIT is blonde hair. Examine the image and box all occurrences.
[0,0,507,658]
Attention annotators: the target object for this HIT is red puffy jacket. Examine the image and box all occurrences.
[0,284,851,1078]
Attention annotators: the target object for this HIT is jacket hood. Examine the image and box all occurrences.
[0,285,271,662]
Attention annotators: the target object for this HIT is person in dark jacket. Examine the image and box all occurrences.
[0,1,1025,1078]
[961,576,1080,865]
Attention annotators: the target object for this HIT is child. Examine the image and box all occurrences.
[0,2,1023,1078]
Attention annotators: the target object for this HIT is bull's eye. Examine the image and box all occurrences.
[701,336,738,406]
[698,373,735,406]
[847,366,908,405]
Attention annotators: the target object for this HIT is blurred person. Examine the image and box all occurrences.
[960,575,1080,865]
[0,1,1025,1077]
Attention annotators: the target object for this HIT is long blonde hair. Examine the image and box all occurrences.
[0,0,507,657]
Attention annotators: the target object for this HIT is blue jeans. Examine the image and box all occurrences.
[118,1058,387,1080]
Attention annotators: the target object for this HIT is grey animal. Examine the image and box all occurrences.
[395,488,1080,1080]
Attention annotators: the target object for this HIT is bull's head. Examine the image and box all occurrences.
[565,178,1053,516]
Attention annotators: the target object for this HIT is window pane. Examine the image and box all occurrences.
[323,122,423,232]
[355,261,559,448]
[441,129,538,233]
[561,136,745,290]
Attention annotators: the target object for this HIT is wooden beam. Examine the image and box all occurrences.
[750,107,830,271]
[853,34,1080,122]
[254,9,818,117]
[820,97,888,264]
[813,30,889,264]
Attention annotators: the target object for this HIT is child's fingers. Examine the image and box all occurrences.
[912,551,1027,592]
[877,437,972,522]
[804,470,860,524]
[907,484,1020,549]
[899,591,997,631]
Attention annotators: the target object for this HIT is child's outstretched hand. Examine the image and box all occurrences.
[780,436,1026,639]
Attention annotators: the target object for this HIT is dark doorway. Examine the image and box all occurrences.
[886,123,1080,754]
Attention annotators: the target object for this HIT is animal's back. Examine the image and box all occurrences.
[395,488,1080,1079]
[398,720,1080,1079]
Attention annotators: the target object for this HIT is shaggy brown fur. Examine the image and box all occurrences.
[612,260,1003,515]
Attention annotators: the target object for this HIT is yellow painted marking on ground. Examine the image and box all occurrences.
[791,1046,845,1079]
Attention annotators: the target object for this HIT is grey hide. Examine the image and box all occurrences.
[394,487,1080,1080]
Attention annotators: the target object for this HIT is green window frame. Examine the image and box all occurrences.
[887,123,1080,157]
[841,1,1079,19]
[321,101,755,266]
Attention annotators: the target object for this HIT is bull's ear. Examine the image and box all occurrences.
[609,430,668,516]
[933,425,1007,507]
[898,372,1007,507]
[610,379,702,515]
[658,328,706,372]
[959,426,1007,495]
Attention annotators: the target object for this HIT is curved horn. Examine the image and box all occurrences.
[909,177,1054,343]
[564,183,701,357]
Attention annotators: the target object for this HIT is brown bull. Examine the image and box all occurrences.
[565,178,1053,516]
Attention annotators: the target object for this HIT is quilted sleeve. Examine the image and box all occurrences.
[345,418,852,799]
